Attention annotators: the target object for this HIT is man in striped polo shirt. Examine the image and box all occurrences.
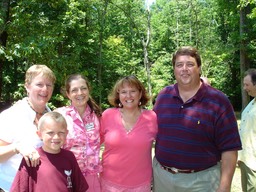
[153,46,242,192]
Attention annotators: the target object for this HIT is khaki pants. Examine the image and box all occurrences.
[238,161,256,192]
[153,157,220,192]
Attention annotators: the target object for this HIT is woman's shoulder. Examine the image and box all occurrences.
[102,108,118,115]
[55,106,73,115]
[101,108,119,122]
[0,98,29,117]
[142,109,156,116]
[55,105,70,111]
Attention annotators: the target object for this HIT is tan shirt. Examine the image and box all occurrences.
[238,98,256,170]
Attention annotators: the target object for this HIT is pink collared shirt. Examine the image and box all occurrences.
[56,105,102,176]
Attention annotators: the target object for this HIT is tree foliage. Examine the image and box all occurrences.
[1,0,256,111]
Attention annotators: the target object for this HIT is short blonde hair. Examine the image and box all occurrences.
[38,112,67,131]
[25,65,56,85]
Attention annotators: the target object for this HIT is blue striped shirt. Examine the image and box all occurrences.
[153,82,242,170]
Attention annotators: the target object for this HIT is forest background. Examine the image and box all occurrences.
[1,0,256,113]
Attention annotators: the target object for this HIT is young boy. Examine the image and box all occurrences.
[10,112,88,192]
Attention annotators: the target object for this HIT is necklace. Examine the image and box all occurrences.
[27,98,48,116]
[120,108,141,134]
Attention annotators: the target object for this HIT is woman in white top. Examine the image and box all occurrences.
[0,64,56,192]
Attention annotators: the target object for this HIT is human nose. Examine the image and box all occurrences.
[77,89,82,94]
[182,64,188,70]
[41,85,48,91]
[52,133,60,139]
[41,84,53,91]
[126,91,132,97]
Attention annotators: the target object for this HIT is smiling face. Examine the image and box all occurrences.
[174,55,201,86]
[37,118,68,154]
[66,78,90,109]
[118,83,142,110]
[25,73,54,109]
[243,75,256,97]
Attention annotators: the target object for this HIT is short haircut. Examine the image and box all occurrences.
[244,68,256,86]
[38,112,67,131]
[172,46,202,67]
[25,65,56,85]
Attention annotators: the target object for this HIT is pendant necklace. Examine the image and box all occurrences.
[27,98,48,116]
[27,98,48,127]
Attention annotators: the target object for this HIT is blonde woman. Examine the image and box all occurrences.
[0,65,56,192]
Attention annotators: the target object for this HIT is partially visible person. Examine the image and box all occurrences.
[238,68,256,192]
[100,75,158,192]
[0,64,56,192]
[153,46,242,192]
[201,76,211,85]
[10,112,89,192]
[55,74,102,192]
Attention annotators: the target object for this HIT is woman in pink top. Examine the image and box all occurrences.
[56,74,102,192]
[100,75,158,192]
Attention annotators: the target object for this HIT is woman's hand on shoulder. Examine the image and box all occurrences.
[16,144,40,167]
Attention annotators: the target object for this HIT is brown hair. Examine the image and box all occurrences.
[172,46,202,67]
[108,75,150,107]
[65,74,102,117]
[244,68,256,86]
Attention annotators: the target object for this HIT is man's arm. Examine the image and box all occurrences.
[217,150,237,192]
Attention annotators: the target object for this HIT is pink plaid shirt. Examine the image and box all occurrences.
[56,105,102,176]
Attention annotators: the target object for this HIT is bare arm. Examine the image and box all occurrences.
[0,139,18,163]
[217,150,237,192]
[0,139,40,167]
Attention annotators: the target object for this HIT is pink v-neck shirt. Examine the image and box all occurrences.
[100,108,158,188]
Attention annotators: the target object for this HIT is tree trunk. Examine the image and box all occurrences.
[240,7,250,110]
[97,0,109,106]
[142,9,152,105]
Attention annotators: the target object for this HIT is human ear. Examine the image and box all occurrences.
[36,131,43,140]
